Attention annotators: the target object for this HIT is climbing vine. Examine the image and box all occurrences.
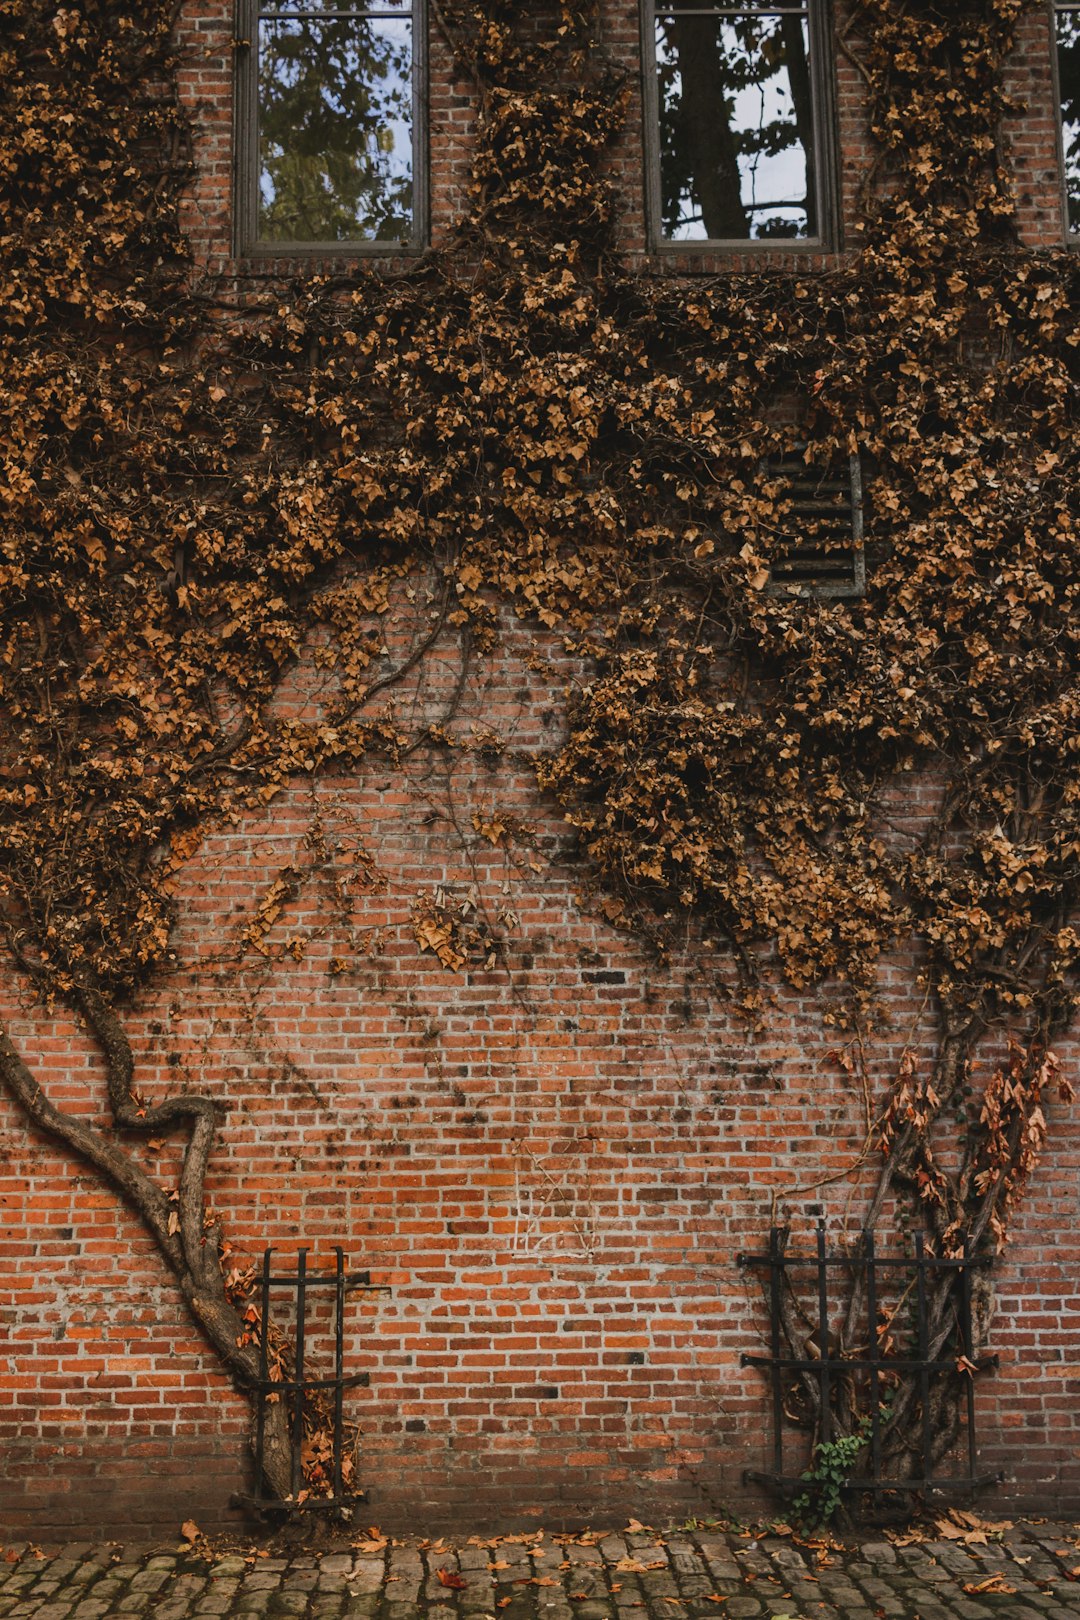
[0,0,1077,1506]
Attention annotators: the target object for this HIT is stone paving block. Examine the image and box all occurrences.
[763,1545,806,1573]
[567,1566,604,1598]
[232,1593,274,1614]
[423,1555,463,1603]
[197,1597,245,1616]
[855,1574,907,1613]
[22,1578,62,1600]
[494,1599,534,1620]
[322,1555,355,1577]
[926,1543,982,1575]
[384,1599,425,1620]
[268,1593,312,1617]
[387,1549,425,1604]
[459,1549,497,1573]
[247,1571,287,1591]
[461,1582,500,1613]
[567,1545,604,1568]
[208,1554,250,1579]
[533,1548,565,1571]
[128,1565,172,1592]
[0,1575,41,1596]
[572,1602,614,1620]
[343,1596,380,1618]
[897,1549,954,1584]
[535,1596,573,1620]
[283,1569,320,1594]
[693,1549,741,1584]
[672,1573,717,1599]
[350,1558,388,1594]
[495,1551,532,1579]
[77,1580,126,1605]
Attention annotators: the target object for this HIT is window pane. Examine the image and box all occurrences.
[260,0,411,15]
[655,8,816,241]
[1058,10,1080,236]
[656,1,808,10]
[258,15,413,244]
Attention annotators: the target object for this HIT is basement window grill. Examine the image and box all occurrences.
[765,450,865,598]
[738,1224,1001,1501]
[248,1246,388,1512]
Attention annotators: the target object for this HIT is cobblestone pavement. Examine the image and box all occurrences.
[3,1519,1080,1620]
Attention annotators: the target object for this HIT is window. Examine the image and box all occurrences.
[236,0,426,254]
[641,0,835,250]
[1055,1,1080,236]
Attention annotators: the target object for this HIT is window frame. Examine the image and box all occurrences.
[234,0,429,259]
[639,0,839,255]
[1051,0,1080,242]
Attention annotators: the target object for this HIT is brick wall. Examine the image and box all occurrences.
[172,0,1072,273]
[1,1,1078,1538]
[2,612,1078,1535]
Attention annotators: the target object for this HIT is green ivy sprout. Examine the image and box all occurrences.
[792,1414,875,1530]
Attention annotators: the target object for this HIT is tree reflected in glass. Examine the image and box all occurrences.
[1058,11,1080,235]
[257,7,413,244]
[655,3,815,241]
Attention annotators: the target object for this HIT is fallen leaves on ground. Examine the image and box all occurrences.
[962,1573,1016,1594]
[888,1508,1013,1548]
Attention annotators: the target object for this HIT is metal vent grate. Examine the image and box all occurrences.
[767,452,865,598]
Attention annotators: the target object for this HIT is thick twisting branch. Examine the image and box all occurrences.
[0,1003,292,1496]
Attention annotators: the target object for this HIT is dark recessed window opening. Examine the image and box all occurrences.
[642,0,835,250]
[1055,1,1080,236]
[236,0,426,254]
[766,450,864,598]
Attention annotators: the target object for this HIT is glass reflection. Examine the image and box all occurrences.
[655,5,815,241]
[260,0,410,14]
[1058,11,1080,235]
[258,14,413,244]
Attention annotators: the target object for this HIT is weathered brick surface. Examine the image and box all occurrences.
[2,613,1078,1533]
[1,2,1078,1539]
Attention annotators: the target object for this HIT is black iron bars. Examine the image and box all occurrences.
[249,1246,388,1511]
[738,1223,1001,1501]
